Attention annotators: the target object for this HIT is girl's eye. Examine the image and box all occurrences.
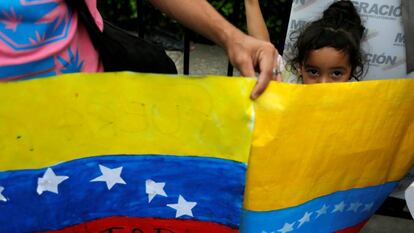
[306,69,319,77]
[331,70,344,79]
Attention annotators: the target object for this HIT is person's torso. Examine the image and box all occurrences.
[0,0,103,81]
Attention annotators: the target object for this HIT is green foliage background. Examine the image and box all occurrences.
[97,0,292,51]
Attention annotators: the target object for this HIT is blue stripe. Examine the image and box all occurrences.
[0,155,246,233]
[241,182,398,233]
[0,56,55,79]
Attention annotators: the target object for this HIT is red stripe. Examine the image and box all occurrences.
[41,216,238,233]
[334,220,368,233]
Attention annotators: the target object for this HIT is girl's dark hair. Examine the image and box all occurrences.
[288,0,366,80]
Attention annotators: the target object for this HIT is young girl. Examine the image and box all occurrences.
[245,0,366,84]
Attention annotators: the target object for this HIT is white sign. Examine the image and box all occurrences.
[283,0,407,80]
[405,181,414,218]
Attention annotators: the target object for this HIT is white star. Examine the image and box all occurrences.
[277,222,295,233]
[316,204,329,218]
[145,179,167,203]
[332,201,346,213]
[167,195,197,218]
[298,212,312,228]
[37,168,69,195]
[0,186,7,202]
[347,202,363,213]
[90,165,126,190]
[361,202,374,212]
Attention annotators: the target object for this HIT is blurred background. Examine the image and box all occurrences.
[97,0,292,53]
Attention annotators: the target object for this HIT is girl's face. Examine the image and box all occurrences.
[300,47,352,84]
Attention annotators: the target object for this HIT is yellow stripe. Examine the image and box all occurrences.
[0,72,255,170]
[244,79,414,211]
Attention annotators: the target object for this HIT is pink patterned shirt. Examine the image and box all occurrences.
[0,0,104,81]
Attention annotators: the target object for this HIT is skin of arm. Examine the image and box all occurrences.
[245,0,270,42]
[244,0,282,82]
[149,0,278,99]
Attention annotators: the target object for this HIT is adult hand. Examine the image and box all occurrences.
[149,0,280,99]
[225,31,279,99]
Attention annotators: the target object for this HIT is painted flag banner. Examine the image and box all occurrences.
[0,73,255,233]
[1,72,414,233]
[243,78,414,233]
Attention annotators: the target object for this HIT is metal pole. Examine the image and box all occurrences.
[137,0,144,38]
[227,0,242,76]
[183,29,190,75]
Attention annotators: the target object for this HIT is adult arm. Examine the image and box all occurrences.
[149,0,277,99]
[245,0,270,42]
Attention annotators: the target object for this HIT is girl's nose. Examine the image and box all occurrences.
[318,75,333,83]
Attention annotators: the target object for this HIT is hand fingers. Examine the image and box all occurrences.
[272,55,283,81]
[251,67,272,100]
[251,48,276,100]
[236,55,256,78]
[272,73,282,81]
